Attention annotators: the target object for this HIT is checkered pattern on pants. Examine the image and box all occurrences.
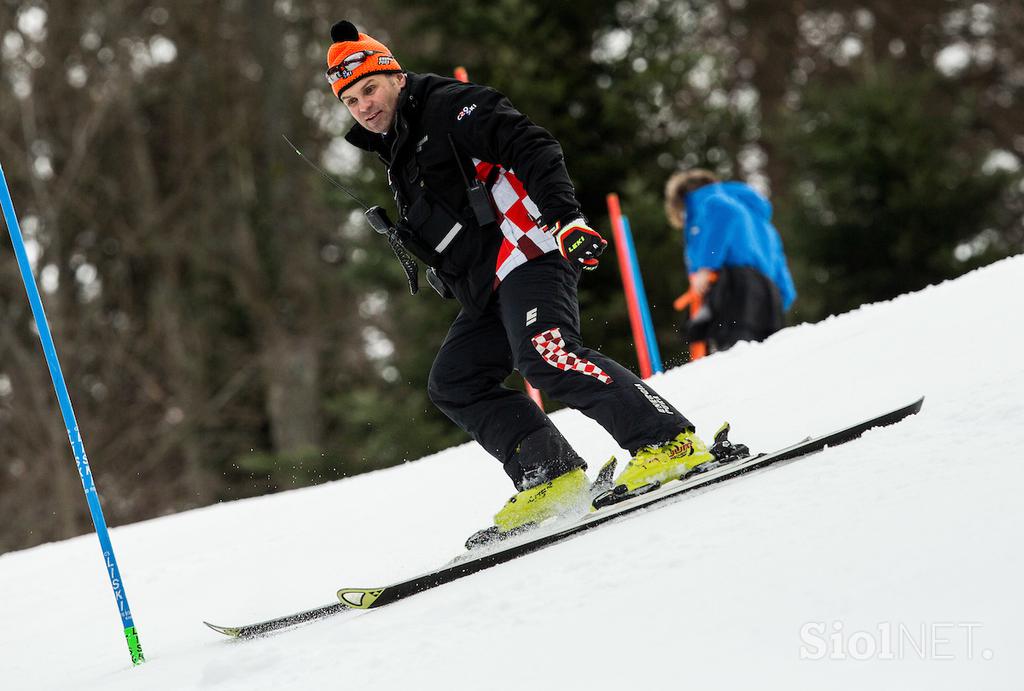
[530,327,613,385]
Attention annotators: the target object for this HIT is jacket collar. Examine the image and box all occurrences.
[684,182,724,227]
[685,182,723,210]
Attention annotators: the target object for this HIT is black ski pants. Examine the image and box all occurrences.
[428,253,692,488]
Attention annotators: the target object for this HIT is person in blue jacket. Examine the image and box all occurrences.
[665,169,797,352]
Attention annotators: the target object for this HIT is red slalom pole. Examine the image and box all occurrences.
[606,193,653,378]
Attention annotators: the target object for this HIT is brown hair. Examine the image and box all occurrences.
[664,169,719,230]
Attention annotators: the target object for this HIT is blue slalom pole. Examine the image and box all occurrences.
[620,216,664,374]
[0,162,144,665]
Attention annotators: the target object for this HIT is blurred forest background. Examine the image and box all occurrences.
[1,0,1021,552]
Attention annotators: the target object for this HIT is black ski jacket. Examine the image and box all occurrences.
[345,72,581,315]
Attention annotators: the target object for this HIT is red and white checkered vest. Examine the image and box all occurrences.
[472,160,558,284]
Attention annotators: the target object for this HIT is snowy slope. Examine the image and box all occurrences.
[2,256,1023,691]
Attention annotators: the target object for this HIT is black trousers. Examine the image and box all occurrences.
[428,253,692,489]
[690,265,784,353]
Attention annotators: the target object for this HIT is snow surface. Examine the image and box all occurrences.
[3,256,1023,691]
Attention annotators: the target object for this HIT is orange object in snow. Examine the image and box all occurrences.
[673,272,718,361]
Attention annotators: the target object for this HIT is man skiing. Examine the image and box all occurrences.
[326,21,713,536]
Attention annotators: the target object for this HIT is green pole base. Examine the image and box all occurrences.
[124,626,145,665]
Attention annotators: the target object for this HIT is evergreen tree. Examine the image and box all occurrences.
[779,66,1015,321]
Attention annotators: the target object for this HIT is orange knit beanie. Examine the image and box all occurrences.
[325,21,402,99]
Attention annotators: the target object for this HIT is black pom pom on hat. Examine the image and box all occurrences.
[330,20,360,43]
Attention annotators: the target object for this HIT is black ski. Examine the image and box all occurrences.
[204,603,352,638]
[205,396,923,638]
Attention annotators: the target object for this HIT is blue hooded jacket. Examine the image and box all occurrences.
[684,181,796,310]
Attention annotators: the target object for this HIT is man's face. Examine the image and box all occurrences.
[339,73,406,134]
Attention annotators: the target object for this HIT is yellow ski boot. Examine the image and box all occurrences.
[612,429,715,492]
[493,467,591,533]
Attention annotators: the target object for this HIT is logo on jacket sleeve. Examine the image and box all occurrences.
[457,104,477,121]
